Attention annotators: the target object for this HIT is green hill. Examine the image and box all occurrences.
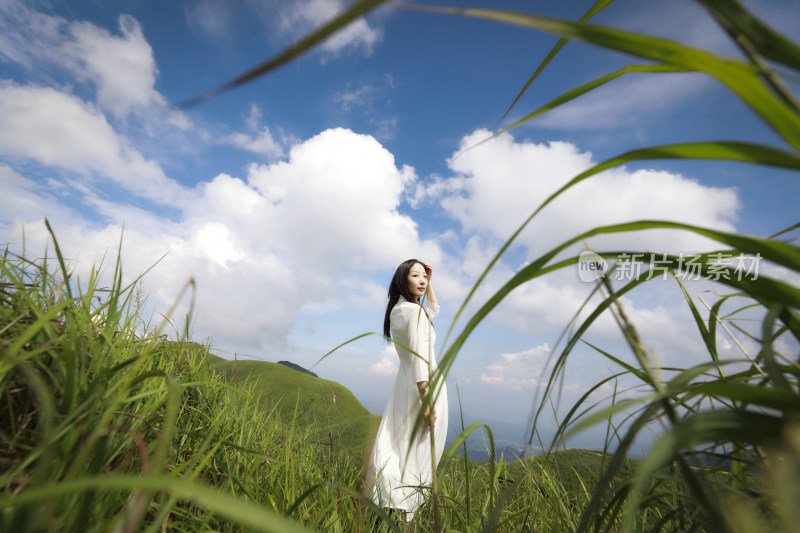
[207,354,380,457]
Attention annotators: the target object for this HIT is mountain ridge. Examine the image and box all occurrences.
[208,354,380,455]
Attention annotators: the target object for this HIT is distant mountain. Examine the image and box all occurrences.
[277,360,318,378]
[446,414,539,462]
[208,354,379,455]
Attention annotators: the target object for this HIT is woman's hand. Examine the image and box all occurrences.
[418,380,437,426]
[424,405,437,426]
[423,263,433,282]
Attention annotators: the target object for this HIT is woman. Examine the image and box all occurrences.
[364,259,449,522]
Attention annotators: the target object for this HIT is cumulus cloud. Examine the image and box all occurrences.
[222,127,285,159]
[480,343,550,391]
[420,129,747,376]
[432,129,739,257]
[1,3,421,349]
[219,104,287,159]
[0,1,186,124]
[69,14,161,119]
[241,128,435,270]
[369,345,399,375]
[0,82,189,206]
[2,124,441,352]
[407,175,466,209]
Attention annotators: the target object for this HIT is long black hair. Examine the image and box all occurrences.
[383,259,426,340]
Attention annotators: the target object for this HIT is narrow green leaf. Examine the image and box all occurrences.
[624,410,783,529]
[689,382,800,412]
[178,0,387,107]
[696,0,800,72]
[473,64,688,152]
[0,475,313,533]
[436,420,482,477]
[396,3,800,149]
[497,0,615,123]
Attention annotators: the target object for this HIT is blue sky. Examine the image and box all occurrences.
[1,0,799,453]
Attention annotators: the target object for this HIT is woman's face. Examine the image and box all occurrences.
[406,263,428,302]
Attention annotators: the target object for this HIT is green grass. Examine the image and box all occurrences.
[0,241,626,532]
[208,354,381,459]
[0,239,367,532]
[0,230,787,532]
[4,0,800,531]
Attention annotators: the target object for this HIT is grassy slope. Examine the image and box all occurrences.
[208,354,381,458]
[0,238,761,533]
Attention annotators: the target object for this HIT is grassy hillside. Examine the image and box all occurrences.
[2,236,783,532]
[207,355,380,457]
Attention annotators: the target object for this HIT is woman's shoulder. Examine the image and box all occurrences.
[391,298,421,318]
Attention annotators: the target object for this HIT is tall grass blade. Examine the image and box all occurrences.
[496,0,615,124]
[178,0,387,107]
[395,2,800,148]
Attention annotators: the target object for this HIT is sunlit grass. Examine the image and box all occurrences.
[4,0,800,531]
[0,232,627,531]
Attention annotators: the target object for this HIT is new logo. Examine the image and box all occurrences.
[578,251,608,282]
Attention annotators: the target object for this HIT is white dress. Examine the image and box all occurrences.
[365,295,449,520]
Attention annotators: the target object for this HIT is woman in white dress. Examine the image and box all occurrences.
[364,259,449,522]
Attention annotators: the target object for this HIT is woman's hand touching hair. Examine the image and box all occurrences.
[423,263,433,282]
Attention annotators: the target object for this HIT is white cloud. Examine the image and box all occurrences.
[371,117,397,141]
[435,129,739,257]
[194,222,245,269]
[407,174,466,209]
[333,75,397,139]
[335,84,381,112]
[222,127,285,159]
[480,343,550,391]
[279,0,382,55]
[1,125,441,353]
[185,0,233,40]
[334,75,394,112]
[422,128,747,380]
[0,1,62,68]
[69,14,161,119]
[241,128,435,270]
[0,2,185,123]
[220,105,288,159]
[0,165,47,224]
[245,104,263,132]
[518,0,800,134]
[369,345,399,375]
[533,73,712,131]
[0,82,189,206]
[617,0,800,60]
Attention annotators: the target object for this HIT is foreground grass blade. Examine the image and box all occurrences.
[474,64,688,150]
[697,0,800,112]
[436,420,482,477]
[697,0,800,72]
[178,0,387,107]
[395,2,800,149]
[436,221,800,393]
[0,475,314,533]
[496,0,615,124]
